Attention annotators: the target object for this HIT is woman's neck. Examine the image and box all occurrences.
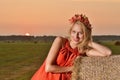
[69,41,78,49]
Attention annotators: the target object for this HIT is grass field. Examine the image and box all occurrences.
[0,41,52,80]
[0,41,120,80]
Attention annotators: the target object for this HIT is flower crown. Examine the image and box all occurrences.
[69,14,92,30]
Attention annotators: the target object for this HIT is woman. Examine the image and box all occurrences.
[31,14,112,80]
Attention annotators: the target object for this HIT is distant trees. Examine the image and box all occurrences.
[0,35,120,42]
[92,35,120,41]
[0,35,56,42]
[0,35,34,41]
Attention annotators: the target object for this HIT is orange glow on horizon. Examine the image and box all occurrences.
[0,0,120,36]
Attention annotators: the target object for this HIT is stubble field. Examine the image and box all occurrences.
[0,41,120,80]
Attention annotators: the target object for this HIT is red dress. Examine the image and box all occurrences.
[31,39,80,80]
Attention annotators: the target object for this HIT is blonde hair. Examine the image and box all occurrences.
[69,21,92,54]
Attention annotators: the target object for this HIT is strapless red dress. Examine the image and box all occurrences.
[31,39,81,80]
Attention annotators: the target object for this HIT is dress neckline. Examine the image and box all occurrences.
[65,39,79,54]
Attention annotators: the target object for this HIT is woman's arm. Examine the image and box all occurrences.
[86,41,112,57]
[45,37,73,73]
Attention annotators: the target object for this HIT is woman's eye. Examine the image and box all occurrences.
[78,32,83,35]
[79,32,83,34]
[72,31,76,33]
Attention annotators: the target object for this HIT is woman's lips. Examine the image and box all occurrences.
[73,38,79,42]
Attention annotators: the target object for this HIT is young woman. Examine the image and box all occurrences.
[31,14,112,80]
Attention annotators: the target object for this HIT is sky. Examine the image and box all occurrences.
[0,0,120,36]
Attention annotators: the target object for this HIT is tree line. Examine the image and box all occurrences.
[0,35,120,42]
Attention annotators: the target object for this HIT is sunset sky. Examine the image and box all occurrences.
[0,0,120,36]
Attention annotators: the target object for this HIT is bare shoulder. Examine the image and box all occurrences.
[54,36,67,42]
[54,36,67,46]
[54,36,63,41]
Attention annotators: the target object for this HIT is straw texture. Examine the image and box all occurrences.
[71,55,120,80]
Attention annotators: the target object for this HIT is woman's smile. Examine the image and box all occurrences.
[73,38,80,42]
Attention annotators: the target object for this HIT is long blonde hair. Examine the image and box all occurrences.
[69,21,92,54]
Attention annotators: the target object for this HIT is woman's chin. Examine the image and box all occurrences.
[73,41,81,45]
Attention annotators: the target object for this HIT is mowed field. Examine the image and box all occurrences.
[0,41,52,80]
[0,41,120,80]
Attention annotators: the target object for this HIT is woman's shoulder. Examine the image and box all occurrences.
[54,36,68,46]
[55,36,68,41]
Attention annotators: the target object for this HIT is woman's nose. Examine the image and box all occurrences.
[75,33,79,38]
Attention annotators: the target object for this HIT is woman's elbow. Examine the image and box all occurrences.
[45,64,51,72]
[105,49,112,56]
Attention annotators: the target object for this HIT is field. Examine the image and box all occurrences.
[0,41,120,80]
[0,41,52,80]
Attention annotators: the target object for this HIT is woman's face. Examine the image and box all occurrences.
[70,24,84,45]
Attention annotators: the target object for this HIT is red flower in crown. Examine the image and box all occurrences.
[69,14,92,30]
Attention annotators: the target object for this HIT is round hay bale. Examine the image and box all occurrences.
[114,41,120,46]
[71,55,120,80]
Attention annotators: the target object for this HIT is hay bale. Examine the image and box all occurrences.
[114,41,120,46]
[71,55,120,80]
